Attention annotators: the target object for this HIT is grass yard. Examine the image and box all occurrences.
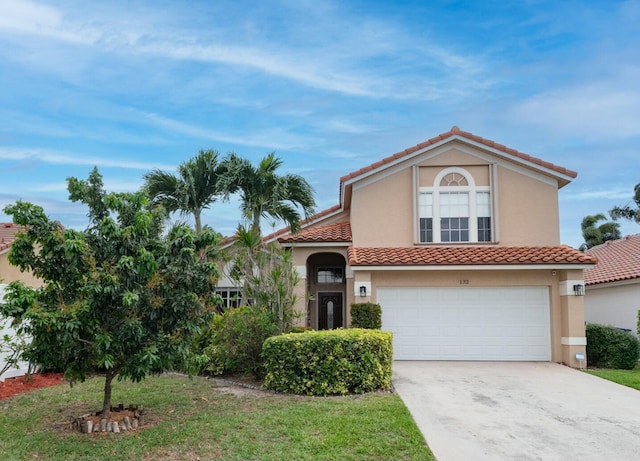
[585,366,640,391]
[0,374,434,461]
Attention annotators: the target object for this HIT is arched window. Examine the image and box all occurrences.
[418,167,492,243]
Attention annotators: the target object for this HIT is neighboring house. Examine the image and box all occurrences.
[251,126,597,368]
[1,222,41,380]
[584,234,640,333]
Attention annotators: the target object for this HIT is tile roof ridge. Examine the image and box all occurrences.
[219,204,344,247]
[586,233,640,251]
[339,126,577,185]
[348,245,596,266]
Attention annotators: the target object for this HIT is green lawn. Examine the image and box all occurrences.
[0,374,434,461]
[585,367,640,391]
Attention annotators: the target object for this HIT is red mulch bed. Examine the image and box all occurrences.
[0,372,65,400]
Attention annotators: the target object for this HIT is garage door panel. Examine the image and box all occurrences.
[378,287,551,361]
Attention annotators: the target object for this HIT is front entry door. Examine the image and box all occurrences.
[318,292,343,330]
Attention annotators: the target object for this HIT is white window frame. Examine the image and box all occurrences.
[418,167,492,243]
[215,287,242,309]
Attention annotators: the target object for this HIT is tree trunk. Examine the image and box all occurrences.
[102,369,117,420]
[251,213,261,237]
[195,211,202,235]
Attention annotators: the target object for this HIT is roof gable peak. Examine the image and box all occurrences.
[340,126,577,186]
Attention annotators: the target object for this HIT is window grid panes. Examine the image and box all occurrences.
[317,267,344,284]
[418,192,433,243]
[216,288,241,310]
[477,217,492,242]
[476,191,491,242]
[420,218,433,242]
[440,172,468,187]
[441,217,469,242]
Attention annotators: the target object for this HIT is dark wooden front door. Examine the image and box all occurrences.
[318,292,343,330]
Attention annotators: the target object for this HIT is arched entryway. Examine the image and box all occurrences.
[306,252,347,330]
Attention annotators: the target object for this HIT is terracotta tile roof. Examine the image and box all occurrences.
[584,234,640,285]
[347,245,596,267]
[279,222,351,243]
[219,204,343,247]
[340,126,577,184]
[0,223,26,253]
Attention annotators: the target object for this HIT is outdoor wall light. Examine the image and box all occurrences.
[573,284,585,296]
[359,285,367,297]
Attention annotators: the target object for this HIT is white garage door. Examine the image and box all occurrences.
[378,287,551,361]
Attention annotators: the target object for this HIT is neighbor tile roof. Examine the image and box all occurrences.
[0,223,25,252]
[584,234,640,285]
[279,222,352,243]
[347,245,596,266]
[219,204,344,247]
[340,126,577,184]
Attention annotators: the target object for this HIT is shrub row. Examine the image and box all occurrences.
[586,323,640,370]
[262,328,392,395]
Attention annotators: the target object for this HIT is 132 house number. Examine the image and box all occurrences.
[459,279,469,285]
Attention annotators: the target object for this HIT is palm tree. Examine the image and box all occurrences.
[610,182,640,224]
[219,152,315,236]
[579,213,621,251]
[143,149,222,234]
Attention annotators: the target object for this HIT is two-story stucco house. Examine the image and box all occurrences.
[254,126,594,369]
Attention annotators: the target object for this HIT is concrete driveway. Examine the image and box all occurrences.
[393,361,640,461]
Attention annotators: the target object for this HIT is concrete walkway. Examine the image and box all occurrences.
[393,361,640,461]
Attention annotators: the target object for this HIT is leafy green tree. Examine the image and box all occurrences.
[610,182,640,224]
[219,152,315,236]
[227,225,300,332]
[579,213,621,251]
[144,149,223,234]
[1,168,219,420]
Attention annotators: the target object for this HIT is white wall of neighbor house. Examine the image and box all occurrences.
[0,283,32,381]
[585,282,640,333]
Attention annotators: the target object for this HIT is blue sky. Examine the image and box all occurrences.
[0,0,638,248]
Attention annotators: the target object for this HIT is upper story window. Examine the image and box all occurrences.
[419,168,492,243]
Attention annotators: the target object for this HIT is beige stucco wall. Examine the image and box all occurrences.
[350,167,414,247]
[0,251,42,288]
[496,166,560,245]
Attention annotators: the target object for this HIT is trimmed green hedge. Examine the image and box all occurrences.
[586,323,640,370]
[262,328,393,395]
[351,302,382,329]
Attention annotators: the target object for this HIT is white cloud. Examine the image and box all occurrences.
[561,188,632,202]
[509,72,640,140]
[0,147,174,171]
[0,0,100,45]
[31,179,142,193]
[0,1,491,100]
[136,111,316,151]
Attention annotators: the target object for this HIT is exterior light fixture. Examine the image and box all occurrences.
[573,284,585,296]
[359,285,367,297]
